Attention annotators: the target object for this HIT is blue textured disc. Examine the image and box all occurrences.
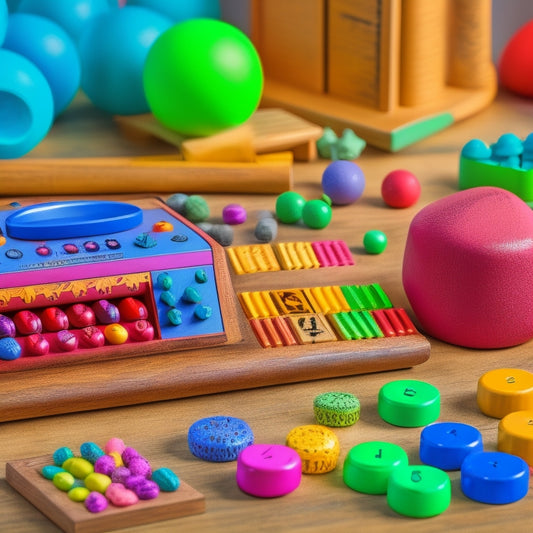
[420,422,483,470]
[188,416,254,462]
[461,451,529,504]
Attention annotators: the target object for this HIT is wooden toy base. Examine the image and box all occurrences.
[5,456,205,533]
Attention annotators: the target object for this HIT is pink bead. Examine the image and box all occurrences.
[25,333,50,356]
[222,203,247,225]
[56,330,78,352]
[128,320,155,342]
[128,456,151,478]
[104,437,126,455]
[236,444,301,498]
[105,483,138,507]
[80,326,106,348]
[67,304,96,328]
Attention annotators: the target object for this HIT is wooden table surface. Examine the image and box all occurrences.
[1,91,532,532]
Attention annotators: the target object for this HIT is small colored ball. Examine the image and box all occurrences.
[0,48,54,158]
[3,13,80,116]
[17,0,110,42]
[143,18,263,136]
[363,230,387,254]
[302,197,332,229]
[275,191,306,224]
[381,169,421,208]
[127,0,220,22]
[222,203,247,225]
[104,323,129,344]
[321,160,365,205]
[78,6,173,114]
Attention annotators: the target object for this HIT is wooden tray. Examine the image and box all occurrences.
[5,455,205,533]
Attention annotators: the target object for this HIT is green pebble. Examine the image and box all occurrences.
[160,290,176,307]
[85,472,112,494]
[195,269,208,283]
[182,286,201,303]
[275,191,306,224]
[68,486,91,502]
[302,198,332,229]
[53,446,74,467]
[65,457,94,479]
[53,471,76,491]
[41,465,65,480]
[167,308,182,325]
[183,195,210,222]
[363,230,387,254]
[157,272,173,290]
[314,391,361,427]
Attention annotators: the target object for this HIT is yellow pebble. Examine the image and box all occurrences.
[53,471,76,491]
[68,486,90,502]
[286,424,340,474]
[65,457,94,479]
[104,323,128,344]
[108,451,124,467]
[85,472,112,493]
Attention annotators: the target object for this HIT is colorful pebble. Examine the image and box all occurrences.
[68,486,91,502]
[254,213,278,242]
[104,323,128,345]
[128,456,151,478]
[106,483,139,507]
[111,466,132,484]
[0,337,22,360]
[92,300,120,324]
[53,446,74,467]
[222,203,247,225]
[197,222,234,246]
[104,437,126,455]
[152,467,180,492]
[128,320,155,342]
[85,472,112,494]
[85,491,108,513]
[118,297,148,320]
[66,303,96,328]
[40,307,69,331]
[65,457,94,479]
[157,272,173,290]
[122,447,140,466]
[25,333,50,356]
[94,455,117,476]
[313,391,361,427]
[13,310,42,335]
[41,465,65,480]
[81,442,105,464]
[194,305,212,320]
[167,308,182,325]
[135,479,161,500]
[0,314,16,338]
[56,329,78,352]
[182,286,202,303]
[53,471,76,491]
[80,326,106,348]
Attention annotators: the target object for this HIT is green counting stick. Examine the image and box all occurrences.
[378,379,440,427]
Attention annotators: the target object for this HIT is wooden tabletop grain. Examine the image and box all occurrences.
[1,91,532,532]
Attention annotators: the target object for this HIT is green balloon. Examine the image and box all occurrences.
[143,18,263,136]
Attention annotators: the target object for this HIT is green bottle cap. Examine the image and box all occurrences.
[387,464,451,518]
[378,379,440,427]
[343,441,408,494]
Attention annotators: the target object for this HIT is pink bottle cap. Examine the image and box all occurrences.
[236,444,301,498]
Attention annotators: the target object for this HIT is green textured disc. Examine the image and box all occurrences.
[313,391,360,427]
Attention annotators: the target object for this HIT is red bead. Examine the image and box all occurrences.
[129,320,155,342]
[56,330,78,352]
[80,326,106,348]
[381,170,421,208]
[13,310,42,335]
[66,304,96,328]
[25,333,50,356]
[41,307,69,331]
[118,297,148,321]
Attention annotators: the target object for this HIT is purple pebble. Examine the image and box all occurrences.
[94,455,116,476]
[135,479,160,500]
[222,203,247,225]
[124,475,145,492]
[111,466,131,484]
[85,492,108,513]
[128,456,151,478]
[121,447,140,466]
[0,315,16,338]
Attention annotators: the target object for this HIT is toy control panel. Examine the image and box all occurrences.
[0,197,241,371]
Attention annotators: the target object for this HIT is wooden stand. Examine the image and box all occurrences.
[251,0,497,151]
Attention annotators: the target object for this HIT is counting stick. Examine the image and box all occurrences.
[1,152,293,196]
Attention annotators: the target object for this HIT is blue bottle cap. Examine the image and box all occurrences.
[461,451,530,504]
[420,422,483,470]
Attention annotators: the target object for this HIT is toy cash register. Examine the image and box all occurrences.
[0,198,241,370]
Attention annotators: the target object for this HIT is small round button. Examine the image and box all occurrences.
[498,410,533,465]
[461,451,529,504]
[419,422,483,470]
[477,368,533,418]
[286,425,340,474]
[343,441,408,494]
[387,464,451,518]
[236,444,301,498]
[378,379,440,427]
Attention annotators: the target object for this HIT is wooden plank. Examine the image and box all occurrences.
[0,152,294,196]
[6,456,205,533]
